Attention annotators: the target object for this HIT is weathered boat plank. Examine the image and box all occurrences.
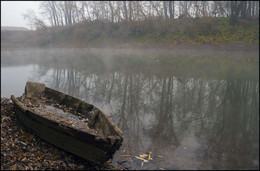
[45,87,94,119]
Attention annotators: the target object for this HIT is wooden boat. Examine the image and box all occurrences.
[11,82,123,165]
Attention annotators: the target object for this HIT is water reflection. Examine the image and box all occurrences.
[1,48,259,170]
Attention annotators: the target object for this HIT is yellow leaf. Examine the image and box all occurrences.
[135,156,148,162]
[148,153,151,160]
[120,155,131,157]
[10,137,13,143]
[139,154,148,158]
[20,129,24,134]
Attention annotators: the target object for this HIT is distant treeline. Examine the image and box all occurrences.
[24,1,259,30]
[1,26,29,31]
[1,16,259,48]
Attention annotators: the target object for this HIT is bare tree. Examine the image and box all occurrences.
[150,1,163,17]
[32,1,259,28]
[23,9,47,30]
[123,1,128,21]
[230,1,244,25]
[163,1,168,19]
[108,1,115,22]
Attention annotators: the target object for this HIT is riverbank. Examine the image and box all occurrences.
[1,98,121,170]
[53,41,259,52]
[1,17,259,50]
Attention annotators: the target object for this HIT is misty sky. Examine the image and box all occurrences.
[1,1,41,29]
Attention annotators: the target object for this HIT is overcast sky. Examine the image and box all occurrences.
[1,1,41,29]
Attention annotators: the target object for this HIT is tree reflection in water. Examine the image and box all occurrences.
[19,49,258,169]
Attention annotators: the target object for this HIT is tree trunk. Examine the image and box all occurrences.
[129,1,132,21]
[230,1,244,25]
[247,1,251,17]
[108,2,114,23]
[123,1,128,21]
[252,1,255,16]
[241,1,247,19]
[169,1,173,19]
[163,1,168,19]
[172,1,175,19]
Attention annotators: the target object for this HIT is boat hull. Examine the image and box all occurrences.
[10,82,123,165]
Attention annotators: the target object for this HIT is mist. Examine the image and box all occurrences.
[1,1,259,170]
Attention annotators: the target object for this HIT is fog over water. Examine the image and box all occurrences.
[1,48,259,170]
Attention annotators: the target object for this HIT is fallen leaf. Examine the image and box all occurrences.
[148,153,151,160]
[21,158,27,162]
[20,129,24,134]
[11,164,17,170]
[139,153,148,158]
[135,156,149,162]
[20,141,27,146]
[10,137,15,147]
[120,155,131,157]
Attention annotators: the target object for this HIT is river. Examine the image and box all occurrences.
[1,47,259,170]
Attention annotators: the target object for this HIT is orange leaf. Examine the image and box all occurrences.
[120,155,131,157]
[148,153,151,160]
[11,164,17,170]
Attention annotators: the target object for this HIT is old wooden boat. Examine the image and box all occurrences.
[11,82,123,165]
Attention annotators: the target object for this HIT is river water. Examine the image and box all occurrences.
[1,48,259,170]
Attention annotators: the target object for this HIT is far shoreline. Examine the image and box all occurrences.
[1,41,259,52]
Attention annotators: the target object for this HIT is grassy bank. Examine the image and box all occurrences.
[1,17,259,48]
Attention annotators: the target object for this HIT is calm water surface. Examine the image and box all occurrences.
[1,48,259,170]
